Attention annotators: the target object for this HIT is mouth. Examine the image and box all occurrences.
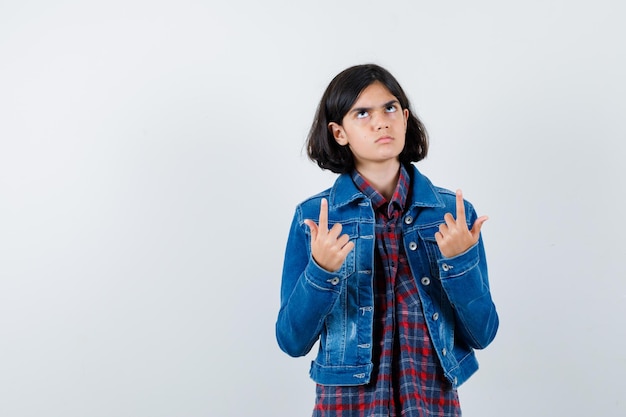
[376,136,393,143]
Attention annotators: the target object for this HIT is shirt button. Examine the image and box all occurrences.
[330,277,340,285]
[442,263,450,272]
[432,312,439,321]
[408,241,418,251]
[404,215,413,225]
[442,348,447,356]
[420,277,431,286]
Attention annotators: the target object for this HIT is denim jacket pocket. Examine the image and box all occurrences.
[415,224,455,352]
[416,224,443,277]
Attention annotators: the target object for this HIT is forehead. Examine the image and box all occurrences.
[351,81,398,108]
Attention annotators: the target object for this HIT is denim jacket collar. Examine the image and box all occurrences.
[329,165,446,212]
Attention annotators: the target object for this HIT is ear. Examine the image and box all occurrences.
[328,122,348,146]
[403,108,409,125]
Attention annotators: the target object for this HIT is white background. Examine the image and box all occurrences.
[1,1,625,416]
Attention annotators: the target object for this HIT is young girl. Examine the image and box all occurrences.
[276,64,498,416]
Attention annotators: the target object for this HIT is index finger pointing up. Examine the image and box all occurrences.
[455,189,466,222]
[318,198,329,233]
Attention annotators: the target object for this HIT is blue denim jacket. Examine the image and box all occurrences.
[276,165,498,388]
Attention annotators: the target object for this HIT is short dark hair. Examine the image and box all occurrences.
[306,64,429,174]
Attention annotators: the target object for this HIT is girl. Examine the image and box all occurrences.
[276,64,498,416]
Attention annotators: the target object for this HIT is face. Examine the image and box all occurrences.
[329,81,409,172]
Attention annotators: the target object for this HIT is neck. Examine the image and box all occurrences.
[355,160,401,200]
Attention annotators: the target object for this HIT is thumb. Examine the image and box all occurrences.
[304,219,319,241]
[470,215,488,240]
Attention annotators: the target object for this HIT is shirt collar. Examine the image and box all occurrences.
[328,165,445,211]
[351,164,410,217]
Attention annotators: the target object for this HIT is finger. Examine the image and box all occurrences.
[303,219,319,241]
[338,239,355,257]
[434,231,444,246]
[336,232,351,247]
[443,212,455,228]
[470,215,489,239]
[455,189,466,223]
[328,222,343,239]
[318,198,329,233]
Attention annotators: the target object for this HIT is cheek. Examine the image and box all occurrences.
[396,119,408,135]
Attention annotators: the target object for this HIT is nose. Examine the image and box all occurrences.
[372,112,389,130]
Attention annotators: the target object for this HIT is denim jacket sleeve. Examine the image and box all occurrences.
[437,227,498,350]
[275,205,344,357]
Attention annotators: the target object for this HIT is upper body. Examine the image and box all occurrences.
[275,163,498,388]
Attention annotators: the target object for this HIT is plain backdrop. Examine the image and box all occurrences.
[1,1,625,416]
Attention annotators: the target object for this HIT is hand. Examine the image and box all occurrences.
[435,189,488,258]
[304,198,355,272]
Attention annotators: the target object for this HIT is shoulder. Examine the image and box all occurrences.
[433,185,479,223]
[433,185,457,207]
[293,187,332,221]
[408,165,478,222]
[408,165,456,208]
[298,188,332,207]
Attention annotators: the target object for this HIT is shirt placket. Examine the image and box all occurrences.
[378,207,401,416]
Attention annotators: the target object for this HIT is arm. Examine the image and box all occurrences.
[438,235,498,349]
[275,199,355,357]
[435,190,499,349]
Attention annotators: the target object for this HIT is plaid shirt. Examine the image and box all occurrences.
[312,165,461,417]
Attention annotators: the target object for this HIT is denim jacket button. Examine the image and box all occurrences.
[442,263,450,272]
[408,241,418,251]
[420,277,430,286]
[432,312,439,321]
[404,215,413,225]
[442,348,447,356]
[330,277,340,285]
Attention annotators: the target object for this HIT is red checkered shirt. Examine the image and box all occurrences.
[312,165,461,417]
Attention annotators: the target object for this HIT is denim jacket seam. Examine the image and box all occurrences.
[303,262,344,293]
[439,244,480,279]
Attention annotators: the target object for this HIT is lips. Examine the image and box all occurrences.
[376,136,393,143]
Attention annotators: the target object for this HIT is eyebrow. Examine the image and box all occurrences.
[350,100,400,115]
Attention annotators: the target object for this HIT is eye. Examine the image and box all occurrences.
[356,110,369,119]
[385,104,398,113]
